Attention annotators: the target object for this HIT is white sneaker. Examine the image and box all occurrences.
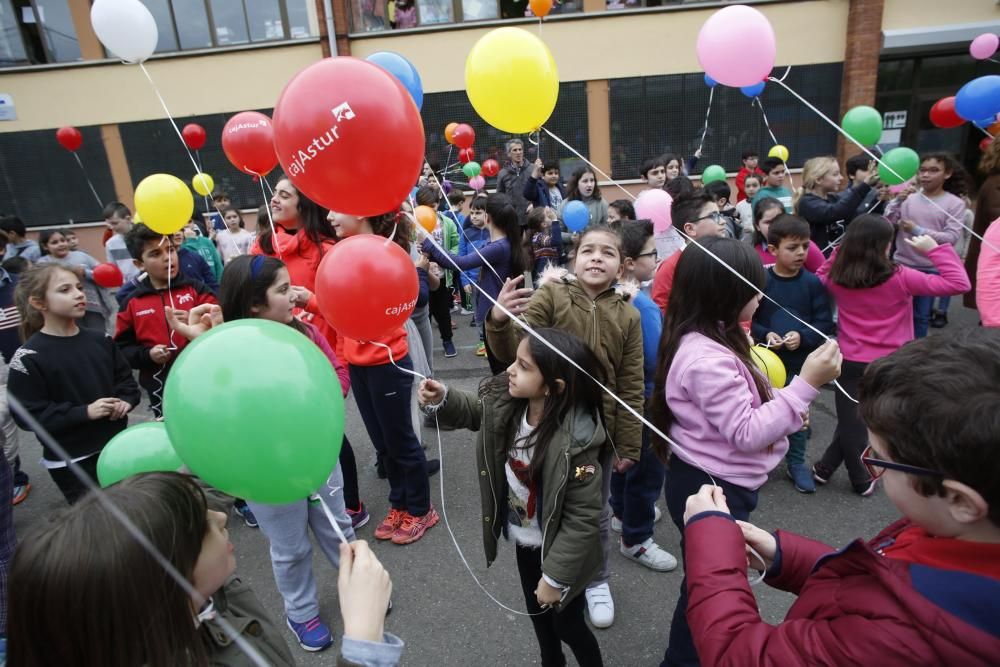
[654,505,662,523]
[620,537,678,572]
[611,506,660,533]
[585,583,615,628]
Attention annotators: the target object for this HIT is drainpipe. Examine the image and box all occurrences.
[323,0,338,56]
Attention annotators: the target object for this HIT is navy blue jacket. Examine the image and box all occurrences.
[751,267,834,373]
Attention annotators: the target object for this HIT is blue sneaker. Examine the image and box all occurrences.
[787,463,816,494]
[442,340,457,358]
[287,616,333,652]
[233,503,259,528]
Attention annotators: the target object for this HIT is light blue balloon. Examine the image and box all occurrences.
[704,74,717,88]
[563,200,589,232]
[955,75,1000,122]
[740,81,765,98]
[366,51,424,110]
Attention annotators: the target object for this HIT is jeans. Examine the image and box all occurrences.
[911,266,940,339]
[609,429,665,546]
[818,360,871,487]
[247,465,355,623]
[661,457,758,667]
[350,357,431,516]
[428,283,453,343]
[588,449,613,589]
[409,305,434,377]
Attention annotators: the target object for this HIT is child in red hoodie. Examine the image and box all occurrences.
[681,327,1000,666]
[734,149,765,203]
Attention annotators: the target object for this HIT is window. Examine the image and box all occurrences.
[209,0,250,45]
[2,0,83,66]
[0,1,28,65]
[351,0,579,32]
[171,0,214,49]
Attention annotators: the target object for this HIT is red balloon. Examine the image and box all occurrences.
[182,123,207,150]
[481,159,500,177]
[222,112,278,176]
[459,147,475,164]
[315,235,419,341]
[92,262,124,288]
[274,57,425,217]
[451,124,475,150]
[56,126,82,152]
[929,97,965,129]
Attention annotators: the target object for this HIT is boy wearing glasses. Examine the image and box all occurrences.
[680,327,1000,666]
[750,215,834,494]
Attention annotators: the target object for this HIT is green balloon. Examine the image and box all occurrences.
[878,147,920,185]
[702,164,727,184]
[462,161,481,178]
[163,319,345,504]
[97,422,182,488]
[841,106,883,146]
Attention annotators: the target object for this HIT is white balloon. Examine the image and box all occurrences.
[91,0,158,64]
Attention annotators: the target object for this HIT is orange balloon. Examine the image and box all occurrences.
[529,0,552,17]
[444,122,459,144]
[415,205,438,233]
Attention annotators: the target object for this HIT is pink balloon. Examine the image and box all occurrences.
[696,5,776,87]
[635,188,673,234]
[970,33,999,61]
[468,175,486,190]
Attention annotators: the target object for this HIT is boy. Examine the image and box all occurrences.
[639,156,668,190]
[0,217,40,263]
[846,153,885,217]
[459,196,490,353]
[703,180,741,240]
[523,158,565,209]
[180,221,223,283]
[207,189,232,231]
[445,190,467,228]
[734,149,764,202]
[750,215,834,492]
[682,327,1000,666]
[103,202,139,283]
[735,174,761,240]
[751,157,793,213]
[651,191,727,314]
[114,223,217,417]
[611,220,676,573]
[64,230,79,252]
[416,186,458,357]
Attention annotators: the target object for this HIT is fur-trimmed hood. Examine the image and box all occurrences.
[537,265,639,302]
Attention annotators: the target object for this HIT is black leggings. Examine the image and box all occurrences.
[339,436,360,511]
[818,360,871,486]
[428,283,453,343]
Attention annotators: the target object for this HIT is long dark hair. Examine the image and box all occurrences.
[827,214,897,288]
[752,196,785,246]
[649,238,769,462]
[565,167,601,203]
[257,179,333,255]
[9,472,211,666]
[37,228,69,256]
[921,153,971,198]
[220,255,307,335]
[510,328,606,479]
[485,192,528,277]
[366,210,411,254]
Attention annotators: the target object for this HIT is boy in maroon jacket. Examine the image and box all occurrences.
[681,327,1000,667]
[114,224,217,417]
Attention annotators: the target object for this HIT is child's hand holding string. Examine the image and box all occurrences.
[800,340,842,389]
[338,541,392,643]
[736,520,777,574]
[683,484,730,524]
[905,235,938,255]
[492,275,533,324]
[417,378,446,407]
[165,305,222,341]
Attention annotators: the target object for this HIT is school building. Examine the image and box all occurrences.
[0,0,997,254]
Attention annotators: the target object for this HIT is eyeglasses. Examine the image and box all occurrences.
[861,445,944,480]
[636,250,658,260]
[692,211,724,225]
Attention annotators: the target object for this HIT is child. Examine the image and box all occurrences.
[0,258,26,505]
[651,191,727,315]
[415,186,459,358]
[606,199,635,229]
[114,223,217,418]
[752,199,826,273]
[750,215,834,493]
[703,179,741,240]
[978,216,1000,326]
[648,237,842,666]
[558,167,609,229]
[527,206,563,280]
[458,195,490,326]
[813,215,969,495]
[845,153,886,217]
[170,229,219,292]
[8,265,140,503]
[9,471,402,665]
[734,149,764,203]
[884,153,968,337]
[0,217,40,263]
[417,329,606,667]
[734,174,760,239]
[181,220,224,282]
[36,229,115,333]
[610,221,675,572]
[681,327,1000,666]
[103,201,139,283]
[446,189,467,227]
[524,158,565,210]
[654,176,696,261]
[795,155,877,252]
[751,157,793,213]
[208,189,232,231]
[639,156,668,189]
[664,152,701,182]
[489,225,644,629]
[63,230,79,252]
[215,206,255,263]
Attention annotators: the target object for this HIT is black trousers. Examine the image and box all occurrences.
[428,283,453,343]
[48,455,100,504]
[818,360,871,486]
[515,543,603,667]
[339,436,360,511]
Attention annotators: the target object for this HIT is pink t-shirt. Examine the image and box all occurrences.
[977,217,1000,327]
[755,241,825,273]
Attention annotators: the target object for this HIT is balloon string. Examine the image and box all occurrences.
[72,152,104,208]
[752,97,793,181]
[697,86,714,154]
[542,127,636,202]
[5,393,270,667]
[138,63,204,181]
[977,125,993,139]
[316,479,350,545]
[251,172,283,261]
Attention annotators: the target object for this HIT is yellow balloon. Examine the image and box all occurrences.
[465,27,559,134]
[133,211,143,224]
[134,174,194,235]
[750,345,787,388]
[192,172,215,197]
[768,145,789,162]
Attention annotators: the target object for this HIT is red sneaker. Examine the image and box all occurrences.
[391,507,440,545]
[374,508,407,540]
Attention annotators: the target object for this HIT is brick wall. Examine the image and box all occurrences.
[838,0,885,165]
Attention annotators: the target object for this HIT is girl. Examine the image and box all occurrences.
[7,265,140,504]
[421,192,529,375]
[558,167,609,229]
[36,229,115,333]
[417,329,606,667]
[884,153,969,337]
[664,151,701,182]
[752,197,825,273]
[9,472,400,666]
[813,215,969,495]
[965,138,1000,310]
[526,206,562,281]
[606,199,635,229]
[415,186,459,359]
[215,206,255,264]
[734,174,760,241]
[648,237,841,666]
[491,225,644,629]
[795,156,878,252]
[329,208,439,545]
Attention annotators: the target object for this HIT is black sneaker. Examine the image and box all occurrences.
[812,462,833,485]
[426,459,441,477]
[930,310,948,329]
[375,457,387,479]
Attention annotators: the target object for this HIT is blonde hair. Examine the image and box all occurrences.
[14,265,77,341]
[794,156,840,212]
[979,138,1000,176]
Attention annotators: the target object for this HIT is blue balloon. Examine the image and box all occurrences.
[740,81,765,98]
[974,115,997,128]
[366,51,423,110]
[955,75,1000,122]
[704,74,717,88]
[562,200,589,232]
